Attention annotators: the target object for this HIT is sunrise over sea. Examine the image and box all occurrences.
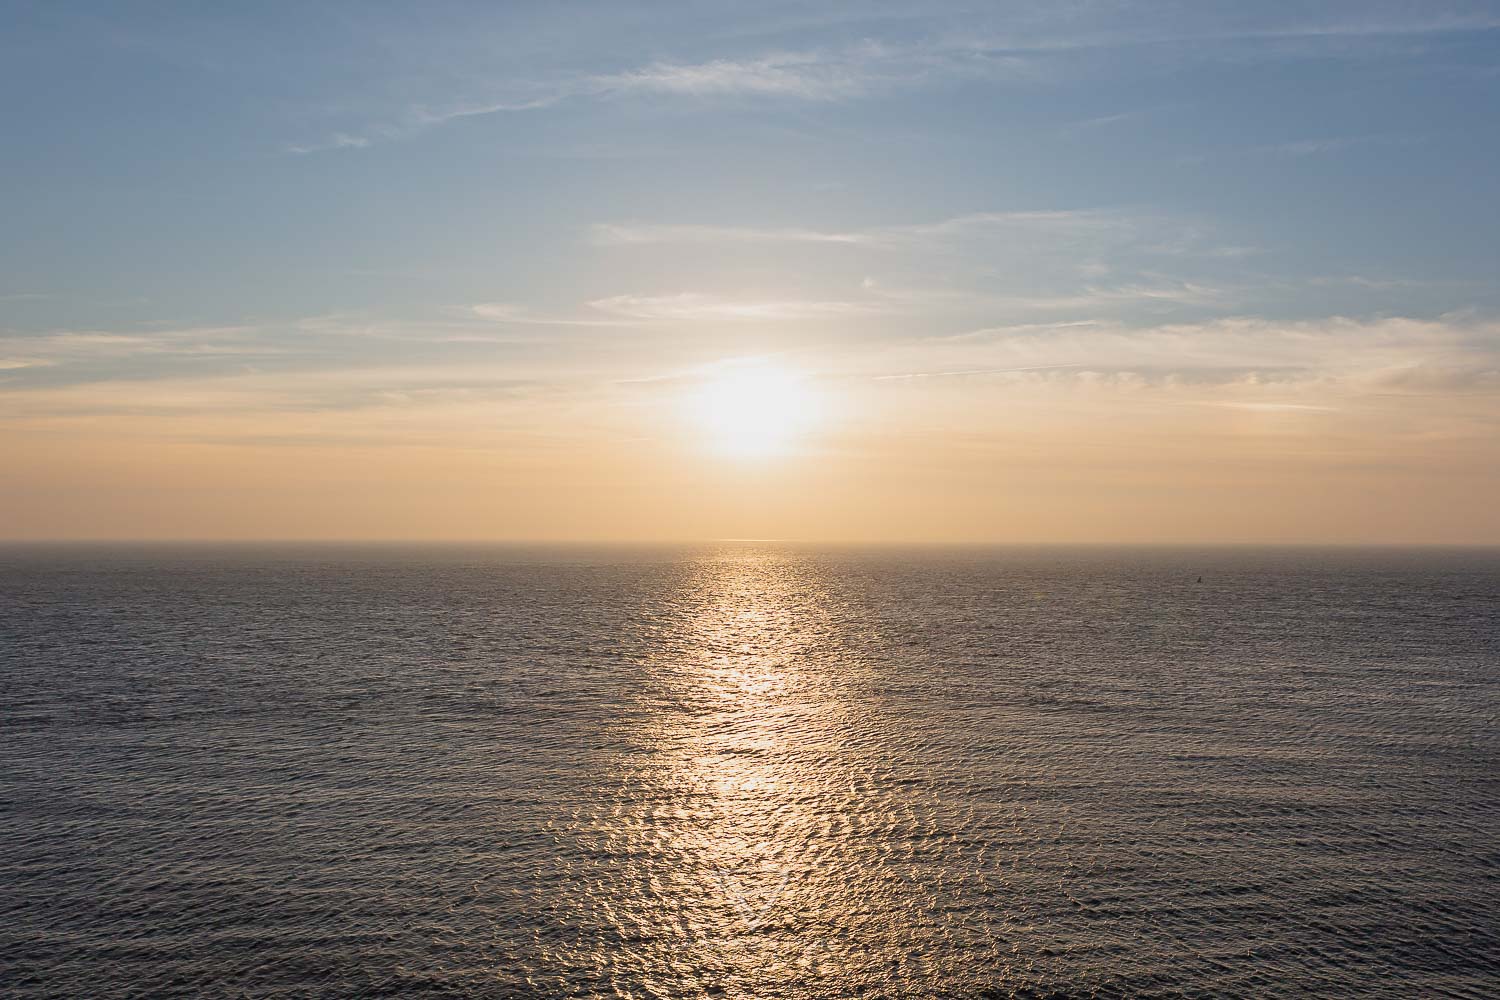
[2,3,1498,997]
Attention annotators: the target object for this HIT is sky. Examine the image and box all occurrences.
[2,0,1499,543]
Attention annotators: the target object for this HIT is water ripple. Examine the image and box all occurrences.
[2,544,1497,997]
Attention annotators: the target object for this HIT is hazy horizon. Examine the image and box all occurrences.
[6,538,1500,554]
[6,537,1500,548]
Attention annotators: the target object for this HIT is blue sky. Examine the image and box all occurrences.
[2,1,1499,541]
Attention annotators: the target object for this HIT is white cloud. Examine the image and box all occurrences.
[285,132,372,155]
[587,293,878,321]
[589,222,871,246]
[587,210,1261,324]
[595,50,873,100]
[854,315,1500,390]
[470,302,637,327]
[872,364,1080,381]
[591,209,1133,249]
[1178,133,1414,165]
[281,36,1036,153]
[989,281,1229,311]
[1201,402,1339,412]
[280,6,1500,153]
[0,326,292,365]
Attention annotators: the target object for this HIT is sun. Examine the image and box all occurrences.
[688,362,820,458]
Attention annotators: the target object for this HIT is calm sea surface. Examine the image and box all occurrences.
[2,544,1497,998]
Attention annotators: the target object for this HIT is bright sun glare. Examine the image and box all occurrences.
[689,363,820,458]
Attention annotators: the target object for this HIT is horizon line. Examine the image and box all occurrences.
[2,538,1498,549]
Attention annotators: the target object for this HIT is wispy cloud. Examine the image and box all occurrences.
[1058,108,1161,134]
[959,8,1500,58]
[1199,401,1339,412]
[587,293,877,321]
[594,49,878,100]
[1218,11,1500,43]
[591,209,1130,249]
[4,313,1495,463]
[0,327,266,359]
[852,277,1229,316]
[284,132,372,155]
[0,364,562,429]
[588,210,1258,327]
[892,210,1127,240]
[286,96,568,155]
[989,281,1229,311]
[590,222,871,246]
[1179,133,1415,165]
[872,364,1080,381]
[284,30,1058,155]
[285,44,911,154]
[866,314,1500,388]
[282,5,1500,153]
[470,302,638,327]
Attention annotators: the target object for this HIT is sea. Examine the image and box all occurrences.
[2,543,1497,998]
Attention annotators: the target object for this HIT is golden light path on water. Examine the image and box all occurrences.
[513,546,1026,996]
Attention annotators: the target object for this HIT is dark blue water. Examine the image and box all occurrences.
[2,544,1497,998]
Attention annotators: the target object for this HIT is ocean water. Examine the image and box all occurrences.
[1,543,1497,998]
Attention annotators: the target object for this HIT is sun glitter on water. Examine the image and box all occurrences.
[688,361,822,458]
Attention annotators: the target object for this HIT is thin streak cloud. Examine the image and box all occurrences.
[587,293,879,321]
[591,210,1132,249]
[282,6,1500,153]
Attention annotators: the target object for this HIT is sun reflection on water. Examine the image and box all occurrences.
[643,549,864,984]
[542,546,971,996]
[484,544,1027,998]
